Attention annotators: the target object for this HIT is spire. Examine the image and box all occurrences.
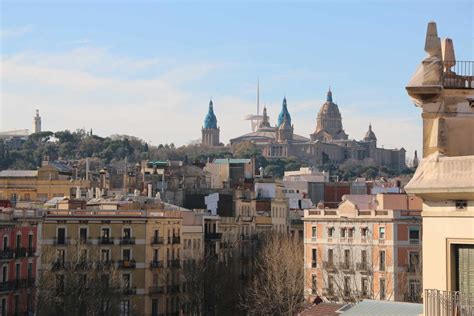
[203,99,218,129]
[327,87,333,102]
[277,97,291,127]
[259,105,271,128]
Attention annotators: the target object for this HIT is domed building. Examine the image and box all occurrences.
[201,99,221,146]
[216,88,406,171]
[311,89,348,142]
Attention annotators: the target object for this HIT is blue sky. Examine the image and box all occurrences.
[1,0,473,160]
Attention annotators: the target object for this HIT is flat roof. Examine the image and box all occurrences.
[341,300,423,316]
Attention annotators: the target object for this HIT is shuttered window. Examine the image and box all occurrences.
[456,244,474,295]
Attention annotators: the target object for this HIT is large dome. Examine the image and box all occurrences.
[311,89,348,141]
[364,123,377,142]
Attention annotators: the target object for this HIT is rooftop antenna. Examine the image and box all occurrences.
[257,77,260,115]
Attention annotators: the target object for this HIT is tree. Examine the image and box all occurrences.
[240,233,304,315]
[37,244,126,316]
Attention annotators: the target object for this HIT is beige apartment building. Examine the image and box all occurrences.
[0,163,92,202]
[405,22,474,315]
[41,197,186,316]
[303,193,422,304]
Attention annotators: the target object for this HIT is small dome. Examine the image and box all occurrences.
[364,123,377,141]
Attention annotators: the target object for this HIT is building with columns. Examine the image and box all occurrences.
[228,90,406,171]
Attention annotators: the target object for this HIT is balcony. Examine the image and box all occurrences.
[0,282,9,292]
[119,237,136,245]
[172,236,181,244]
[98,237,114,245]
[79,237,93,245]
[14,247,27,258]
[168,259,180,269]
[118,259,136,269]
[123,287,137,295]
[205,232,223,241]
[339,262,354,273]
[356,262,370,272]
[149,286,165,295]
[150,261,164,269]
[96,260,114,269]
[405,264,420,273]
[322,288,335,297]
[323,261,337,272]
[151,236,164,245]
[53,237,70,245]
[27,248,36,257]
[443,61,474,89]
[168,285,180,293]
[425,289,473,316]
[51,261,70,271]
[0,248,14,260]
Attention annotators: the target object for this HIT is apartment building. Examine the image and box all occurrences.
[0,207,42,316]
[303,193,422,304]
[41,197,185,316]
[405,22,474,315]
[0,162,93,202]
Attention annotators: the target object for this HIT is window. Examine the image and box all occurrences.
[123,228,131,239]
[409,252,420,271]
[153,249,159,262]
[328,275,334,293]
[57,228,66,245]
[311,274,317,294]
[311,226,317,240]
[28,234,33,252]
[361,277,368,296]
[16,234,21,250]
[152,299,159,316]
[408,279,420,302]
[122,273,131,289]
[101,228,110,239]
[340,228,346,238]
[1,297,6,316]
[2,265,7,282]
[348,228,354,238]
[344,277,351,297]
[361,227,368,238]
[2,236,7,250]
[328,227,334,238]
[15,263,20,280]
[122,249,131,261]
[56,275,65,294]
[79,228,88,243]
[380,278,386,299]
[361,250,367,265]
[311,249,317,268]
[328,249,334,264]
[379,227,385,239]
[27,263,33,281]
[344,249,350,265]
[379,250,386,271]
[14,295,19,315]
[56,249,65,263]
[409,227,420,244]
[120,299,130,316]
[101,249,110,262]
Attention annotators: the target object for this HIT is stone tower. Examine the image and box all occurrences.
[258,106,271,129]
[310,89,348,142]
[276,97,293,142]
[202,99,220,146]
[33,109,41,134]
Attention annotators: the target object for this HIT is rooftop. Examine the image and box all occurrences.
[340,299,422,316]
[0,170,38,178]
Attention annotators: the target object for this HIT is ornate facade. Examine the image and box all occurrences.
[229,89,406,171]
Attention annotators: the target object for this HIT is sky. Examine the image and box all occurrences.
[1,0,473,160]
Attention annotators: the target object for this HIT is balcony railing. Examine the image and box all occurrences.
[150,261,163,269]
[356,262,369,271]
[168,285,180,293]
[0,248,14,260]
[425,289,474,316]
[118,259,136,269]
[151,236,164,245]
[123,287,137,295]
[15,247,27,258]
[405,264,420,273]
[149,286,165,294]
[119,237,136,245]
[168,259,180,269]
[98,237,114,245]
[205,232,223,241]
[339,262,354,272]
[172,236,181,244]
[79,237,93,245]
[27,248,36,257]
[323,261,337,271]
[443,61,474,89]
[53,237,70,245]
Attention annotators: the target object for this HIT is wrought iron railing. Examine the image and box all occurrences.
[425,289,473,316]
[443,61,474,89]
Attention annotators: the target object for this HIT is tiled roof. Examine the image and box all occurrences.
[299,303,345,316]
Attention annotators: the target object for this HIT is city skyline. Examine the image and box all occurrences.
[1,1,473,159]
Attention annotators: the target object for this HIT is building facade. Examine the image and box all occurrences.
[404,22,474,315]
[303,193,422,304]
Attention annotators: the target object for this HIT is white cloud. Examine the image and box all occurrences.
[0,25,33,39]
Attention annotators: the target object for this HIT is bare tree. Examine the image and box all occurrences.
[240,233,304,315]
[37,243,126,316]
